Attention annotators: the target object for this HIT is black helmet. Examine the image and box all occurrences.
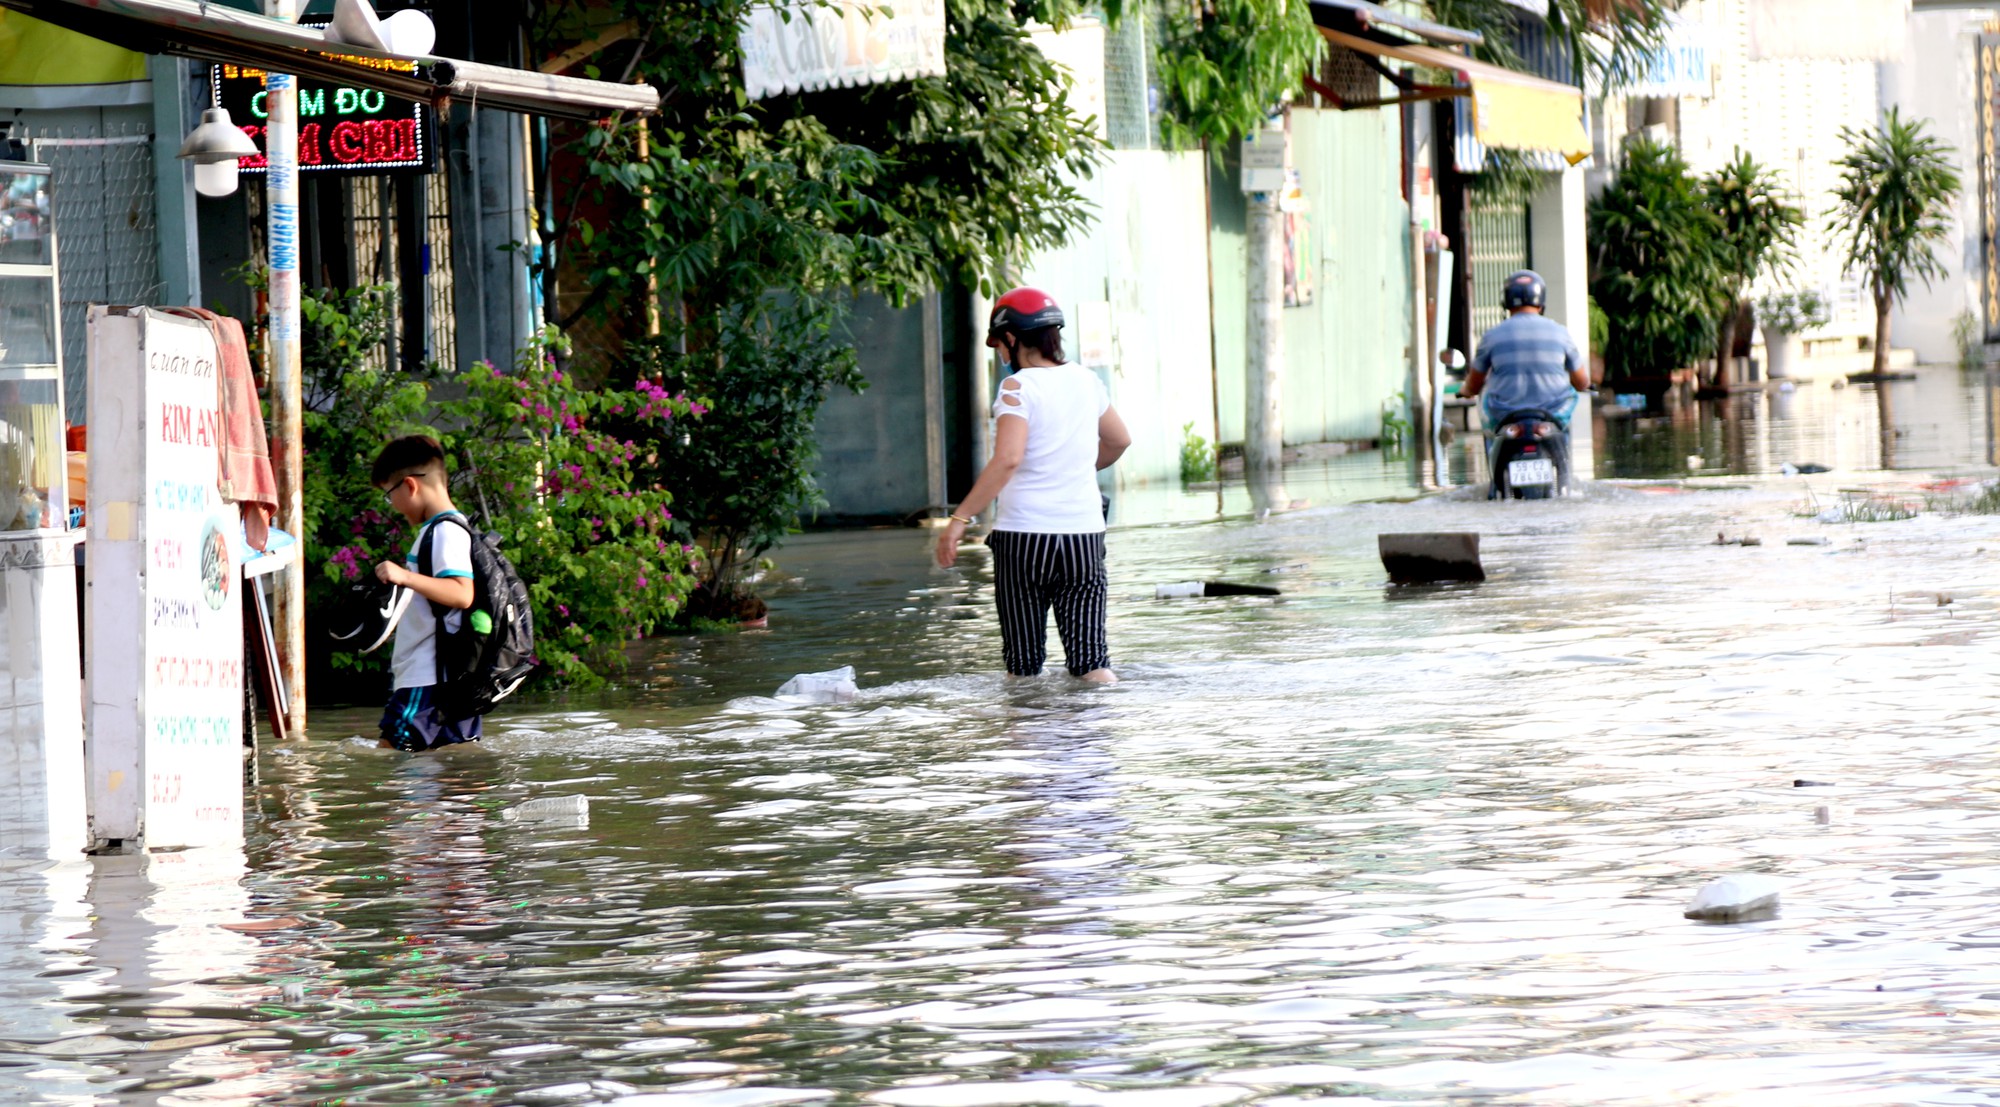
[1502,270,1547,312]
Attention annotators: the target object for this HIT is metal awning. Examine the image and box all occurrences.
[0,0,659,120]
[1316,26,1589,158]
[1309,0,1482,48]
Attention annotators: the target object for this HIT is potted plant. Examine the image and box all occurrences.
[1755,289,1830,378]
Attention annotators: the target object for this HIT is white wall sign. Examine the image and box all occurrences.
[86,307,243,851]
[1616,14,1715,99]
[1075,300,1114,366]
[739,0,947,100]
[1029,20,1108,141]
[1241,131,1286,193]
[1749,0,1909,62]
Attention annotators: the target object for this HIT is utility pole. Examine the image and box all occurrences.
[1241,113,1289,512]
[266,0,306,735]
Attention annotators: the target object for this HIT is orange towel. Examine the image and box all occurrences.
[163,307,277,551]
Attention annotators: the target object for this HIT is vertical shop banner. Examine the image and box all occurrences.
[86,307,243,850]
[1980,35,2000,344]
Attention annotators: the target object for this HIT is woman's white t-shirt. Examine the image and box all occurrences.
[991,363,1110,534]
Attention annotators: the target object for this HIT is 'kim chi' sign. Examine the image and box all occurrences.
[212,48,433,175]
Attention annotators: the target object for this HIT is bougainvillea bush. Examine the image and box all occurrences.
[302,305,696,688]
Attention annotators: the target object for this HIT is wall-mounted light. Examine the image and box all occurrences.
[176,106,260,198]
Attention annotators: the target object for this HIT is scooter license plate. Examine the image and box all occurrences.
[1508,457,1556,487]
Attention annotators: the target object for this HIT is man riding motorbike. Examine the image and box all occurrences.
[1459,270,1589,496]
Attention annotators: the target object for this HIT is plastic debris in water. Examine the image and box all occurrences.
[777,666,859,702]
[1154,581,1283,599]
[501,795,590,827]
[1683,874,1782,922]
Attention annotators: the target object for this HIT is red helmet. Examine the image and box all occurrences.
[986,287,1065,346]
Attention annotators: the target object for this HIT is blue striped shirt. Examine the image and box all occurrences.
[1473,313,1582,416]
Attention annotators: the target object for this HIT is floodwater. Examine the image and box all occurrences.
[11,370,2000,1105]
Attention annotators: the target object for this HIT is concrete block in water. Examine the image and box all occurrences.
[1379,533,1484,584]
[777,666,859,702]
[1683,874,1782,922]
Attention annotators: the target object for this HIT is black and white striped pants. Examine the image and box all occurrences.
[986,530,1109,677]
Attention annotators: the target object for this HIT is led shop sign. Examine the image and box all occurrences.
[211,37,433,175]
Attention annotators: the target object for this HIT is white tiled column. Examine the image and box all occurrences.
[1531,164,1594,474]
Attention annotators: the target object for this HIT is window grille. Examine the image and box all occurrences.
[19,123,159,422]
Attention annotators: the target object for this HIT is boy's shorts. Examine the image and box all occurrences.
[379,685,482,752]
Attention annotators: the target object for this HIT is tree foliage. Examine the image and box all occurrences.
[1427,0,1674,91]
[283,283,696,689]
[539,0,1103,308]
[1830,107,1962,366]
[1588,138,1727,381]
[528,0,1106,605]
[1703,149,1802,381]
[1132,0,1321,149]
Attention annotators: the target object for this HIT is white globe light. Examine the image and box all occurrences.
[194,160,240,199]
[382,9,436,57]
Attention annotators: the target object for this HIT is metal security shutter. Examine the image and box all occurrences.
[1469,204,1530,346]
[18,115,159,423]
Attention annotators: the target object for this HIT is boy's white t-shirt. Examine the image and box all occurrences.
[991,362,1111,534]
[391,514,475,690]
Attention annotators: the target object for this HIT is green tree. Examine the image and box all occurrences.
[1704,149,1803,387]
[1136,0,1321,149]
[1588,138,1728,383]
[1830,108,1963,376]
[529,0,1104,606]
[1428,0,1673,87]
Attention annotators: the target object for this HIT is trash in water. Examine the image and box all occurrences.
[1683,874,1782,922]
[1155,581,1283,599]
[777,666,859,702]
[501,795,591,827]
[1794,779,1836,787]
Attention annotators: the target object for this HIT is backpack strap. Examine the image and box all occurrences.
[413,512,474,689]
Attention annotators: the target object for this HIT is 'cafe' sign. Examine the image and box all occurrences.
[211,47,432,174]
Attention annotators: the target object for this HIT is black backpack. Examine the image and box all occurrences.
[416,513,536,718]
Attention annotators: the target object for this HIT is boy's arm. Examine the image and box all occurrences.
[375,562,475,609]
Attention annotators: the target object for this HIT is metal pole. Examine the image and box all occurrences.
[266,0,306,736]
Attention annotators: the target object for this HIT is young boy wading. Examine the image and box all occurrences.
[371,436,481,751]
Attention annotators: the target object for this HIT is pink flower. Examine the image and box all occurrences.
[637,574,648,589]
[689,402,710,417]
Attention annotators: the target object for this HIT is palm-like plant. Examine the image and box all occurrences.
[1830,108,1963,375]
[1705,150,1803,386]
[1588,138,1728,383]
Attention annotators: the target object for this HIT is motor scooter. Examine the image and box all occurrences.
[1487,409,1570,500]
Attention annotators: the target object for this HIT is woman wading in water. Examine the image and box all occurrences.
[935,288,1132,683]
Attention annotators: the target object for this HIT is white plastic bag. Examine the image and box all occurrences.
[777,665,858,702]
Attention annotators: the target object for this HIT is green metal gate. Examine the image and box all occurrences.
[1469,204,1530,350]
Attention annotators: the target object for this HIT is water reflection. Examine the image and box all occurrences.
[13,379,2000,1103]
[1595,366,1993,480]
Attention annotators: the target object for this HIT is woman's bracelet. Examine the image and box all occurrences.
[948,513,975,525]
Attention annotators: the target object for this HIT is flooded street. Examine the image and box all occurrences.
[13,371,2000,1104]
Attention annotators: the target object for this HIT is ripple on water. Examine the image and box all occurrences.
[10,485,2000,1103]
